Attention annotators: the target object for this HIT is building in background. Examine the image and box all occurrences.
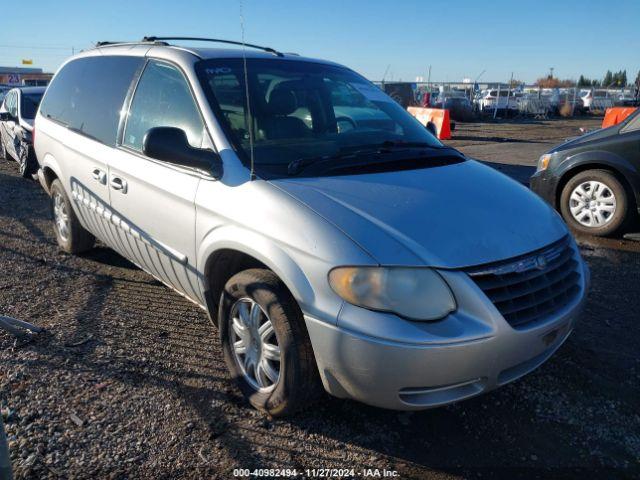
[0,66,53,86]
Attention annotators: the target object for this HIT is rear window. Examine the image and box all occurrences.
[20,92,43,119]
[39,55,143,145]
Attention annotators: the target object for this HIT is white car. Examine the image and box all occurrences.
[476,89,517,114]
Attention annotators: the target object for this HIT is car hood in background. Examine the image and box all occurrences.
[271,160,568,269]
[552,124,617,152]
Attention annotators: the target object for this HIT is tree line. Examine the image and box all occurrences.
[535,70,640,89]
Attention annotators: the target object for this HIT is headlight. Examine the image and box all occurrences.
[537,153,552,171]
[328,267,456,321]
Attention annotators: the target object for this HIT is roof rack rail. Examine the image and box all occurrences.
[95,40,168,48]
[141,36,284,57]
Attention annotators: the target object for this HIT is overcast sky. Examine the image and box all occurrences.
[1,0,638,84]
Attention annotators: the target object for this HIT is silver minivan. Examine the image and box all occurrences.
[34,38,589,416]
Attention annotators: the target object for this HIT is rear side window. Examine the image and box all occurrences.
[123,60,204,151]
[39,56,143,145]
[622,112,640,133]
[6,91,18,117]
[20,92,43,119]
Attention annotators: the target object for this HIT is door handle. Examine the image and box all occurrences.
[110,176,128,194]
[92,168,107,185]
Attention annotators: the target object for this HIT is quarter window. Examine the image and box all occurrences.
[39,56,143,145]
[123,61,204,151]
[6,91,18,117]
[622,112,640,133]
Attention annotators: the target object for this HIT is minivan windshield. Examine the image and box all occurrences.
[196,58,443,176]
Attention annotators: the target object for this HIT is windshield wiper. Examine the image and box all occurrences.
[287,141,445,175]
[288,148,385,175]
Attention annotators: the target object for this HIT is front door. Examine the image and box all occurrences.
[108,60,209,304]
[1,91,18,159]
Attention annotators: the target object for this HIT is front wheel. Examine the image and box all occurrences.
[17,142,36,178]
[559,169,631,236]
[219,269,321,417]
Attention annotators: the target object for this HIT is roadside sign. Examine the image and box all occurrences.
[7,74,20,85]
[22,59,33,65]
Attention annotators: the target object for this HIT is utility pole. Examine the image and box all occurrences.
[381,64,390,85]
[507,72,514,118]
[549,67,554,79]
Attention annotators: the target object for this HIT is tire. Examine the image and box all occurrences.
[219,268,321,417]
[560,169,631,237]
[50,179,95,253]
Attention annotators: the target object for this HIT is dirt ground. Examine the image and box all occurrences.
[1,118,639,479]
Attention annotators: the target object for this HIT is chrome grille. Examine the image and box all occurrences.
[466,236,581,328]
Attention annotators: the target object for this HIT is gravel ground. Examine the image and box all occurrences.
[1,118,639,479]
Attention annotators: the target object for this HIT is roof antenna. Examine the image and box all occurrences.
[239,0,256,181]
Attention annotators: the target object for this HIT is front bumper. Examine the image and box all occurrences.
[305,256,589,411]
[530,168,559,206]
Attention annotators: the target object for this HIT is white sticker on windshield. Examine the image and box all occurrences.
[351,83,394,103]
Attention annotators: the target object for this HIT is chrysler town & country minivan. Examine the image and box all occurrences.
[34,38,589,416]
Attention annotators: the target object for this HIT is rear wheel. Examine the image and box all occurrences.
[50,179,95,253]
[219,269,321,417]
[560,169,630,236]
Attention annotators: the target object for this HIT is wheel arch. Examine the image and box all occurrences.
[554,154,640,213]
[38,153,63,195]
[199,229,316,327]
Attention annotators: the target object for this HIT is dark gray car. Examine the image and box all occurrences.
[531,109,640,236]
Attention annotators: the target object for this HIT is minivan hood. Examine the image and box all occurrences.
[271,160,568,268]
[552,125,616,152]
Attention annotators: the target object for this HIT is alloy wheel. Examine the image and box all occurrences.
[569,180,616,228]
[228,297,281,392]
[53,192,70,242]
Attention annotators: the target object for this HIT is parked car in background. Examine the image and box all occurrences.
[531,108,640,236]
[475,89,519,116]
[615,90,638,107]
[432,93,474,121]
[35,38,588,416]
[476,89,509,114]
[0,86,45,177]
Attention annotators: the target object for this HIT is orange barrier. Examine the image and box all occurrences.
[602,107,637,128]
[407,107,452,140]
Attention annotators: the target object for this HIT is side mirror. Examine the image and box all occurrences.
[0,112,12,122]
[142,127,223,179]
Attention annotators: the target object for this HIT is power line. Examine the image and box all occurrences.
[0,44,76,51]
